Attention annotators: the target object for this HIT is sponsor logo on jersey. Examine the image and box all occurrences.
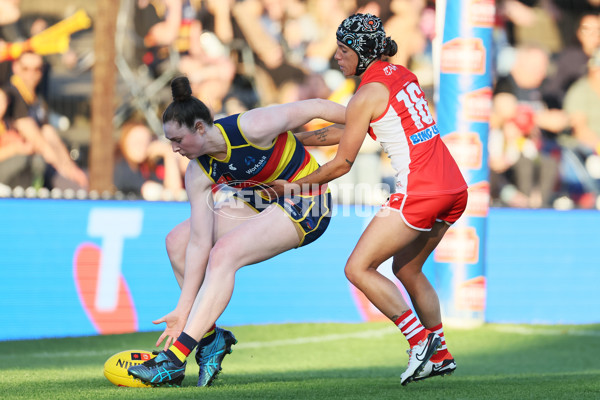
[229,164,237,171]
[283,198,301,219]
[246,155,267,174]
[217,172,235,185]
[409,124,439,145]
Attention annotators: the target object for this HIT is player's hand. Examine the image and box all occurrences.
[153,309,187,351]
[260,179,300,199]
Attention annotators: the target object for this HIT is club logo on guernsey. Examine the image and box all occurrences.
[383,64,397,76]
[246,155,267,174]
[409,124,440,145]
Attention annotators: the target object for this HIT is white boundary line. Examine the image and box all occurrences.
[234,327,397,349]
[1,327,398,360]
[3,325,599,360]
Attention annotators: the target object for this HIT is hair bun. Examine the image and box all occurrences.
[171,76,193,102]
[384,37,398,57]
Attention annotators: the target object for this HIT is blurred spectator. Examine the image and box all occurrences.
[490,44,569,208]
[563,50,600,167]
[552,0,600,48]
[0,0,20,26]
[303,0,354,73]
[231,0,309,105]
[501,0,563,53]
[197,0,236,45]
[2,51,87,189]
[0,0,21,85]
[114,121,184,200]
[384,0,427,68]
[383,0,435,95]
[544,12,600,108]
[178,2,236,113]
[0,86,37,187]
[137,0,236,113]
[135,0,185,75]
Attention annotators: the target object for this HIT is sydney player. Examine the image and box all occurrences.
[270,14,468,385]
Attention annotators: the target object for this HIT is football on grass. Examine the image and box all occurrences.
[103,350,156,387]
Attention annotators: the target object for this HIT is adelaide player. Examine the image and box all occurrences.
[128,76,346,387]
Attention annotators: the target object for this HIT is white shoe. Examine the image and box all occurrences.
[400,332,441,386]
[414,357,457,381]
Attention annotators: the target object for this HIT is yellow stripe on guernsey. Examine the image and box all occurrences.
[195,124,236,177]
[263,132,297,183]
[291,156,320,182]
[170,345,186,362]
[214,123,236,163]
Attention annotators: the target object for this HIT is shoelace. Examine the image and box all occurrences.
[405,348,416,367]
[142,358,158,367]
[143,351,172,367]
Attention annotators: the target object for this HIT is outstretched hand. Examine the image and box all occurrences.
[153,309,187,351]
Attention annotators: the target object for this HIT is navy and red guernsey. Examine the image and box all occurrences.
[195,113,321,190]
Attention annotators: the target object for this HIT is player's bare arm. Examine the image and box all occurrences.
[239,99,345,147]
[294,123,345,146]
[277,84,385,195]
[154,162,214,350]
[177,162,214,315]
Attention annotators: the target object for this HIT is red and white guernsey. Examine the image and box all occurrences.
[359,61,467,196]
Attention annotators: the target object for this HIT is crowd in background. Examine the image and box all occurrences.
[0,0,599,208]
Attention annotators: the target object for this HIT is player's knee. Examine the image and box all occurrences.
[344,259,362,286]
[345,256,382,287]
[165,229,180,258]
[207,239,239,273]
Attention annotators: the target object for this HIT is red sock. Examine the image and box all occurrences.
[395,310,427,348]
[428,323,452,362]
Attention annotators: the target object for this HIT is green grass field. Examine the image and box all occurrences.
[1,322,599,400]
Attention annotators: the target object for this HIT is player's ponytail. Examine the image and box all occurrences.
[171,76,193,103]
[383,37,398,58]
[163,76,213,130]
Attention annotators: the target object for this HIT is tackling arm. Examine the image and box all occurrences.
[263,83,389,198]
[281,88,378,192]
[294,123,345,146]
[240,98,346,146]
